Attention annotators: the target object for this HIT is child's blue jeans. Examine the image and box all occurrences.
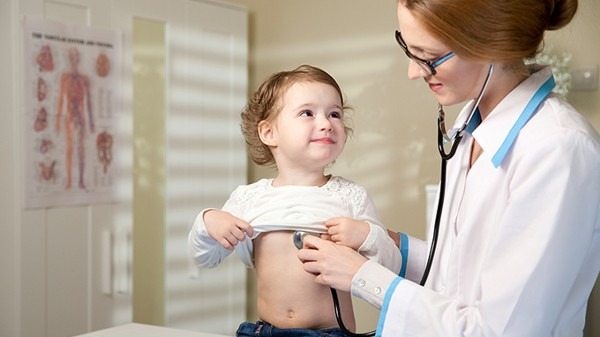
[236,320,350,337]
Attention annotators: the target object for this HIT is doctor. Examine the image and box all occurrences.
[298,0,600,335]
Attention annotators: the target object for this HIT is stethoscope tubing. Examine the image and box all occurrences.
[421,64,494,285]
[331,288,376,337]
[420,127,458,286]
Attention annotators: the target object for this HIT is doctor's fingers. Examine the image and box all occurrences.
[297,245,320,263]
[299,236,352,261]
[315,271,352,292]
[299,250,356,292]
[296,248,330,278]
[300,260,349,291]
[301,233,330,250]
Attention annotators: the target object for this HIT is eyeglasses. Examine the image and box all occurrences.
[395,30,455,76]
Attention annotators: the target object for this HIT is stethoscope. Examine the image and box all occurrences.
[292,64,495,337]
[420,63,495,286]
[293,231,374,337]
[424,63,557,286]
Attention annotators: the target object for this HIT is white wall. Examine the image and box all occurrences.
[0,0,19,333]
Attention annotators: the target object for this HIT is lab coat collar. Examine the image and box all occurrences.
[456,65,555,167]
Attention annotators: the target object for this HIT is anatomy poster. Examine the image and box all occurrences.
[22,17,122,209]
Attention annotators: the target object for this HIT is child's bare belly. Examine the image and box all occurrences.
[253,231,355,330]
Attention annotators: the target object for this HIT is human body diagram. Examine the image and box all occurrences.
[26,39,116,203]
[24,17,120,208]
[55,47,95,190]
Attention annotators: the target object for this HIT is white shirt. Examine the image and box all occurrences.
[189,175,401,272]
[352,67,600,336]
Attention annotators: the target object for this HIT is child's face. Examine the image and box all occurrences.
[269,81,346,171]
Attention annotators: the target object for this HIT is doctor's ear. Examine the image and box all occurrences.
[258,120,277,146]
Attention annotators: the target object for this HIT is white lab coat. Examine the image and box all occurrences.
[351,66,600,336]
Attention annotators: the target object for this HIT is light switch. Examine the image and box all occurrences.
[571,66,598,91]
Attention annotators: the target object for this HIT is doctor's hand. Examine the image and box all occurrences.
[324,217,370,250]
[298,235,368,292]
[204,209,254,250]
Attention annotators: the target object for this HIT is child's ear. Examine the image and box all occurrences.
[258,120,276,146]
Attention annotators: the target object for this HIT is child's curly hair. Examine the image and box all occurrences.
[241,64,352,166]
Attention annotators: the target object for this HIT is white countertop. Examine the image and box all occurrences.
[72,323,231,337]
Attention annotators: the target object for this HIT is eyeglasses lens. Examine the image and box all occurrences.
[394,30,435,76]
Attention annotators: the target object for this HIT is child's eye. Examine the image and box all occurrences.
[300,110,314,117]
[329,111,343,119]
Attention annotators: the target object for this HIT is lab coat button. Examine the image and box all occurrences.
[374,287,381,294]
[358,279,366,287]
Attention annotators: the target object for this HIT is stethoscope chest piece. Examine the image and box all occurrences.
[293,231,319,250]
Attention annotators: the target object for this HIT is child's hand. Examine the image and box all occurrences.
[324,217,370,250]
[204,210,254,250]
